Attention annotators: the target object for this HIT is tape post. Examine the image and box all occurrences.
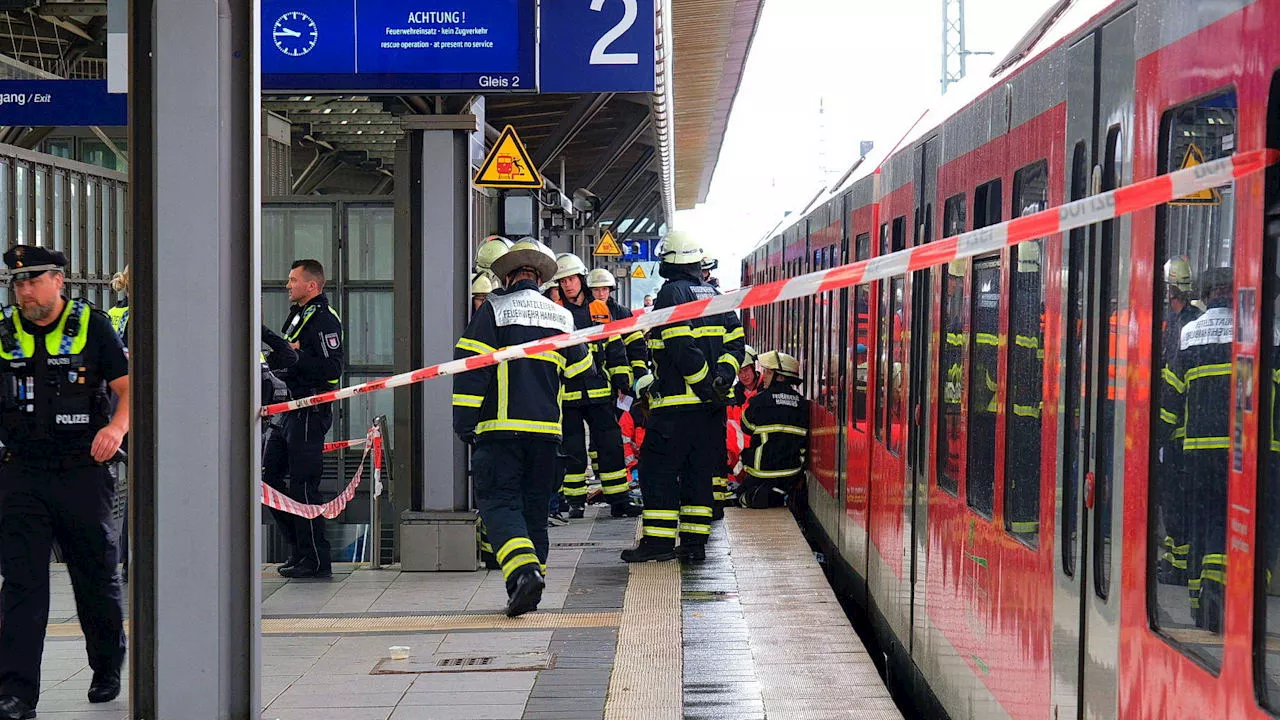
[262,148,1280,417]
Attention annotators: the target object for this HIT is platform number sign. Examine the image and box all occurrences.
[540,0,656,93]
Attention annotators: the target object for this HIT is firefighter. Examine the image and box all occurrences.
[620,374,653,489]
[555,253,641,519]
[739,351,809,510]
[587,268,649,382]
[1156,256,1201,584]
[621,231,742,564]
[1162,265,1233,632]
[697,254,746,519]
[452,238,593,617]
[474,235,512,286]
[471,273,495,315]
[1006,243,1044,538]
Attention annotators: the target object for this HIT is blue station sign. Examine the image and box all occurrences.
[262,0,538,93]
[0,80,127,127]
[540,0,656,93]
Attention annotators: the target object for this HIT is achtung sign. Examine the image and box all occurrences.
[594,231,623,257]
[474,125,543,189]
[1170,144,1222,206]
[630,264,647,279]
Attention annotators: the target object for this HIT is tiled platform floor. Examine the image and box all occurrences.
[33,507,898,719]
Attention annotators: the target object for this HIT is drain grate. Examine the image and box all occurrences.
[373,651,556,675]
[552,541,601,548]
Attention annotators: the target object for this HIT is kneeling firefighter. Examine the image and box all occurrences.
[739,351,809,510]
[452,238,594,617]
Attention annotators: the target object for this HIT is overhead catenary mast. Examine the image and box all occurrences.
[941,0,993,94]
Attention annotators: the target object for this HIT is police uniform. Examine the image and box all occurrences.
[263,292,343,578]
[453,242,592,617]
[623,233,743,563]
[740,379,809,509]
[1160,268,1232,632]
[106,300,131,579]
[0,246,128,716]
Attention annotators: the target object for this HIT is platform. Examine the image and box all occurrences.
[38,508,900,719]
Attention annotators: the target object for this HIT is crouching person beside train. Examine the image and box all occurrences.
[738,351,809,511]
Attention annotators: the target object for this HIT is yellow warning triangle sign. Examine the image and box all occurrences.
[594,231,623,257]
[474,125,544,190]
[630,264,647,279]
[1170,144,1222,206]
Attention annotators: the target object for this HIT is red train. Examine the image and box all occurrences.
[741,0,1280,717]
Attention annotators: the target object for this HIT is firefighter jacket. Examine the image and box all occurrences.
[741,382,809,480]
[563,296,629,406]
[605,297,650,380]
[278,293,344,400]
[1161,300,1232,453]
[452,279,593,442]
[647,264,746,413]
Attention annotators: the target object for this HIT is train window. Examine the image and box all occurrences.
[853,232,872,433]
[876,223,891,445]
[1259,72,1280,710]
[938,193,967,496]
[1096,124,1125,602]
[1150,88,1238,671]
[967,179,1002,518]
[1063,143,1089,578]
[887,217,907,455]
[1006,161,1048,547]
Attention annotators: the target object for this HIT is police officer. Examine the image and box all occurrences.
[1156,256,1202,583]
[0,246,129,717]
[263,259,344,579]
[622,231,743,564]
[739,351,809,510]
[453,239,593,617]
[1161,265,1233,632]
[586,268,649,382]
[555,253,641,519]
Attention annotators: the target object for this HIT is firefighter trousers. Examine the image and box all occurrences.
[562,403,630,505]
[471,438,555,589]
[638,407,719,547]
[0,461,126,707]
[1187,453,1227,631]
[711,407,730,507]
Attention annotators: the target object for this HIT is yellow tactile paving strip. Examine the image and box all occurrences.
[723,508,903,720]
[46,611,620,639]
[604,559,683,720]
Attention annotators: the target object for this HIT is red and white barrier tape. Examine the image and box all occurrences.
[263,148,1280,417]
[323,437,366,453]
[261,424,383,519]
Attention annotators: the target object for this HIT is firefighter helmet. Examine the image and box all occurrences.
[743,344,759,366]
[471,273,494,295]
[586,268,617,288]
[701,254,719,272]
[1164,256,1193,293]
[656,230,703,265]
[475,236,512,272]
[490,238,558,284]
[758,350,801,380]
[634,374,654,397]
[553,252,589,282]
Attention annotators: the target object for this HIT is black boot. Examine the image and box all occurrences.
[568,504,586,519]
[88,668,122,703]
[620,538,676,563]
[279,553,303,573]
[676,543,706,564]
[711,502,725,522]
[505,568,546,618]
[0,696,35,720]
[279,559,332,579]
[609,499,642,518]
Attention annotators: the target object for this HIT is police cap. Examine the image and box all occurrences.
[4,245,67,282]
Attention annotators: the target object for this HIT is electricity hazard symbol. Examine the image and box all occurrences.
[474,125,543,190]
[594,231,623,257]
[630,264,647,279]
[1170,144,1222,206]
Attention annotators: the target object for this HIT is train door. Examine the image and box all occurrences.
[909,137,939,657]
[1054,8,1135,719]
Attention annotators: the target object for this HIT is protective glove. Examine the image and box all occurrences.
[711,375,733,402]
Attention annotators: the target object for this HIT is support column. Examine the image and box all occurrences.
[393,115,478,570]
[129,0,259,716]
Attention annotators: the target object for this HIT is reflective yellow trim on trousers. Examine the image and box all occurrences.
[600,468,628,482]
[660,326,693,340]
[647,339,666,351]
[745,465,803,479]
[477,419,562,435]
[718,353,741,374]
[679,522,712,535]
[452,394,484,408]
[502,553,539,580]
[1185,363,1232,383]
[565,354,593,378]
[1012,403,1042,419]
[1009,520,1038,534]
[496,537,535,564]
[642,509,679,521]
[1159,408,1179,426]
[1014,335,1040,350]
[456,337,497,355]
[1162,366,1185,393]
[946,332,965,346]
[643,526,678,538]
[1201,569,1226,584]
[680,505,713,517]
[587,387,613,399]
[1202,553,1226,567]
[1183,437,1230,450]
[976,332,1000,347]
[684,363,709,385]
[631,360,649,369]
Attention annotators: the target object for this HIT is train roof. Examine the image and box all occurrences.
[747,0,1122,255]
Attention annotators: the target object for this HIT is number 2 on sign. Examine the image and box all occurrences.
[590,0,639,65]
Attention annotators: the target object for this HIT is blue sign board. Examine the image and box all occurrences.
[620,238,658,263]
[262,0,537,93]
[540,0,656,93]
[0,80,127,127]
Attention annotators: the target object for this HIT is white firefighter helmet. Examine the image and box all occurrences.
[553,252,589,282]
[742,344,759,366]
[490,238,558,284]
[700,254,719,272]
[1164,256,1193,293]
[758,350,801,380]
[586,268,616,288]
[475,236,512,272]
[657,230,703,265]
[471,273,494,295]
[634,374,654,397]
